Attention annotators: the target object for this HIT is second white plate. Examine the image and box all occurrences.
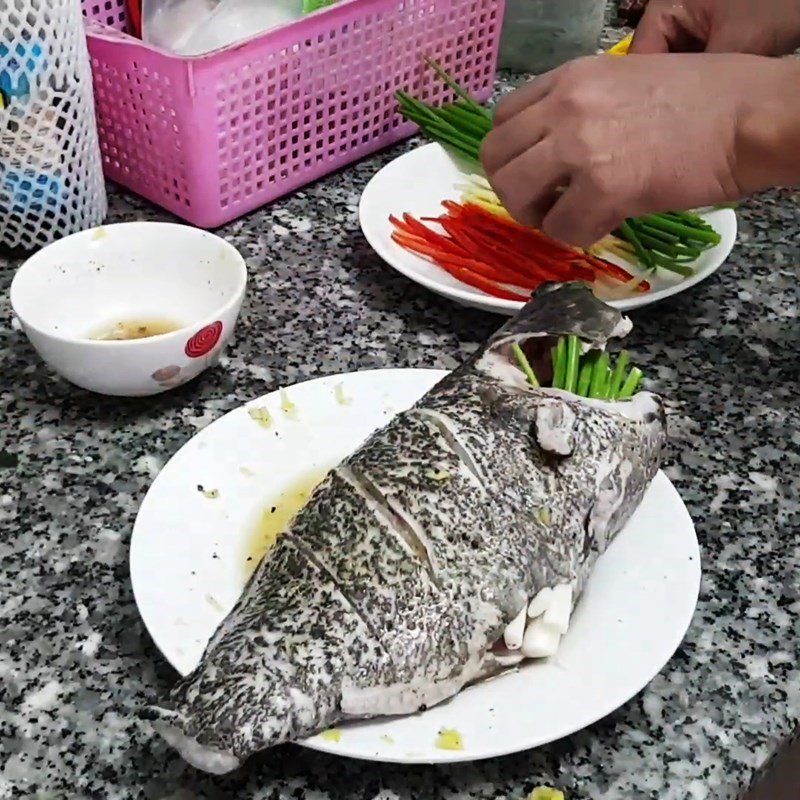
[131,368,701,764]
[359,143,737,315]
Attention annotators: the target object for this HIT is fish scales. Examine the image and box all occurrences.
[418,370,662,596]
[154,537,393,772]
[347,400,555,618]
[283,469,478,686]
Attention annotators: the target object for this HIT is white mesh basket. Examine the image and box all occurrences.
[1,0,107,251]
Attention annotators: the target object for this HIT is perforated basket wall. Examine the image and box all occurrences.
[1,0,107,250]
[82,0,503,228]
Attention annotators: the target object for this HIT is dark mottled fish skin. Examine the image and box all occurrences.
[345,407,538,615]
[283,469,466,679]
[480,281,630,354]
[150,283,666,773]
[151,538,394,773]
[418,372,664,600]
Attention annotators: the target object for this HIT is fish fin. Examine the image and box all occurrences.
[340,648,522,716]
[589,459,635,552]
[150,719,241,775]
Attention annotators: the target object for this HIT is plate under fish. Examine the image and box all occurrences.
[131,368,701,764]
[359,143,738,315]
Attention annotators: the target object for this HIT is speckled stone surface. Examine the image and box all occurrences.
[2,55,800,800]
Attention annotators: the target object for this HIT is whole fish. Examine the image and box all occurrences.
[150,283,666,773]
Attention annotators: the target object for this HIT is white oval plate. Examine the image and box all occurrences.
[131,369,701,764]
[359,143,737,315]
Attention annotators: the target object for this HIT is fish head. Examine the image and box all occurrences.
[580,391,667,560]
[532,388,667,581]
[469,282,668,573]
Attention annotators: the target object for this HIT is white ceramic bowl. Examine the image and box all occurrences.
[10,222,247,397]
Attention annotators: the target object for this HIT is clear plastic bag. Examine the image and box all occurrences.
[0,0,107,251]
[499,0,606,73]
[141,0,219,53]
[142,0,307,55]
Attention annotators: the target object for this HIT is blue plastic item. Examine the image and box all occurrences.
[2,166,64,217]
[0,40,46,101]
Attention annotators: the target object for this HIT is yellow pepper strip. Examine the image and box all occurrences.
[528,788,566,800]
[460,192,512,219]
[606,33,633,55]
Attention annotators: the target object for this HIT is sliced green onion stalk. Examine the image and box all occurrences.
[576,360,593,397]
[423,57,493,122]
[608,350,630,398]
[514,337,644,401]
[617,367,643,399]
[589,351,610,399]
[396,61,490,166]
[552,338,567,389]
[511,342,540,387]
[615,211,721,275]
[563,335,580,394]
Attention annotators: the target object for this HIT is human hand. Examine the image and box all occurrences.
[480,53,800,247]
[630,0,800,57]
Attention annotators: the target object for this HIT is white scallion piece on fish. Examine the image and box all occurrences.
[543,584,573,635]
[521,617,562,660]
[503,605,528,650]
[147,282,667,774]
[527,587,554,619]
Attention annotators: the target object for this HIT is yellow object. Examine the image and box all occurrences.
[248,406,273,428]
[465,196,512,219]
[320,729,342,743]
[425,468,452,481]
[435,728,465,750]
[334,382,352,405]
[607,34,632,55]
[527,789,566,800]
[280,388,299,420]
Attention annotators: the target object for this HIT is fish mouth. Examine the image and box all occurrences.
[490,333,561,388]
[150,718,242,775]
[488,282,633,348]
[475,283,640,400]
[480,333,613,396]
[482,333,666,436]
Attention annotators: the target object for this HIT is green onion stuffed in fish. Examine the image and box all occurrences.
[149,283,666,773]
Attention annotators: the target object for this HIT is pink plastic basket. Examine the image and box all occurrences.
[82,0,504,228]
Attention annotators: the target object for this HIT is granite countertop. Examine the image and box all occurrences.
[3,71,800,800]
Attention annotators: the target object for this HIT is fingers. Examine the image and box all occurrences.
[487,139,570,230]
[629,28,670,55]
[629,7,671,54]
[704,24,761,55]
[541,177,624,248]
[481,104,549,176]
[629,2,703,54]
[492,72,557,127]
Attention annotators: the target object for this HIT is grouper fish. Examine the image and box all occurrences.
[150,283,666,773]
